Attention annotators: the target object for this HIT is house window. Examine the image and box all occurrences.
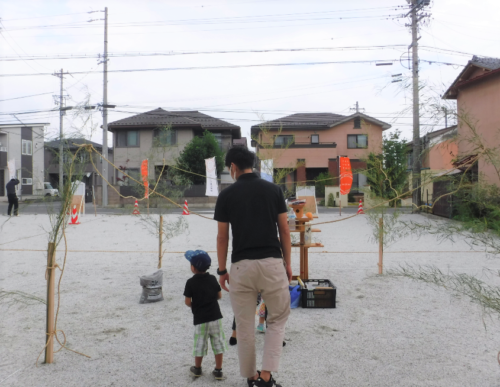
[119,168,140,186]
[117,131,139,147]
[274,135,294,146]
[154,129,177,146]
[79,152,90,163]
[354,117,361,129]
[213,133,223,150]
[22,140,33,155]
[347,134,368,149]
[22,178,32,185]
[311,134,319,144]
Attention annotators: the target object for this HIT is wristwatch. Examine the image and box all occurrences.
[217,268,228,275]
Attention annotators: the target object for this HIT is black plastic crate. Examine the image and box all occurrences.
[300,279,336,308]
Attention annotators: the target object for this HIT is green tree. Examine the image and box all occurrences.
[173,130,225,185]
[364,130,408,206]
[314,171,334,198]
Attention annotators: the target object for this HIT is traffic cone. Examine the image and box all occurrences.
[357,199,365,215]
[132,200,140,215]
[182,200,190,215]
[69,205,80,225]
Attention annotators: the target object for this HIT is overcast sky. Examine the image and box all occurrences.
[1,0,499,145]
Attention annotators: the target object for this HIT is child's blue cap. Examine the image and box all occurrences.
[185,250,211,272]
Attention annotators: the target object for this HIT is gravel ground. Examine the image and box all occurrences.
[1,212,500,387]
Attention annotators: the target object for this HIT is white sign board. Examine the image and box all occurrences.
[205,157,219,197]
[72,180,86,196]
[7,159,16,179]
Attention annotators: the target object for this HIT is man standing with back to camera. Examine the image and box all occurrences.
[214,147,292,387]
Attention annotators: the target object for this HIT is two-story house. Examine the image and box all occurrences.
[443,55,500,186]
[0,123,47,198]
[250,112,391,195]
[44,138,114,202]
[107,108,241,187]
[406,125,458,206]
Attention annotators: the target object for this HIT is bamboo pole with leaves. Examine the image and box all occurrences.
[378,218,384,275]
[158,215,163,268]
[45,242,56,363]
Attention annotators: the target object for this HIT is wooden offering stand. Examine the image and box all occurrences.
[289,203,323,280]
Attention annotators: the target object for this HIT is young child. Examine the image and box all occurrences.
[183,250,227,380]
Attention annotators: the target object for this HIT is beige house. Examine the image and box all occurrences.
[407,126,458,205]
[107,108,241,186]
[250,112,391,196]
[443,55,500,186]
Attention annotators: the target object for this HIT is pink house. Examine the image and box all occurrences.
[250,112,391,193]
[443,55,500,186]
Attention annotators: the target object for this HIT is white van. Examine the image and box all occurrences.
[44,182,59,197]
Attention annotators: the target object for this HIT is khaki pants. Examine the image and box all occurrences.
[230,258,291,378]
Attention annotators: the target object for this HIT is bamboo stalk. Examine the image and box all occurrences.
[92,186,97,217]
[45,242,56,363]
[158,215,163,269]
[378,217,384,275]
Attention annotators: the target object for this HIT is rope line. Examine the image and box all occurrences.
[0,248,489,254]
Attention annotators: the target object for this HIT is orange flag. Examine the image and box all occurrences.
[141,159,149,198]
[340,157,353,195]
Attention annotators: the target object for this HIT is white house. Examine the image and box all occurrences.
[0,123,48,197]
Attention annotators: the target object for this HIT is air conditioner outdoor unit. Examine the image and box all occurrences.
[36,182,43,190]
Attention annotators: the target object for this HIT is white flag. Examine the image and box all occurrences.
[7,159,16,179]
[261,159,273,182]
[205,157,219,197]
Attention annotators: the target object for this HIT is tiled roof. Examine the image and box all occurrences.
[443,55,500,99]
[251,113,346,129]
[45,138,112,151]
[107,108,240,131]
[470,55,500,71]
[250,112,391,132]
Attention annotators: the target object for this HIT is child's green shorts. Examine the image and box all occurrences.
[193,319,227,357]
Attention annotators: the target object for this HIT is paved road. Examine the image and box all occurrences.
[0,199,411,216]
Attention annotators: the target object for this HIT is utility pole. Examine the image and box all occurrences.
[102,6,109,207]
[411,0,421,213]
[52,69,72,194]
[406,0,429,213]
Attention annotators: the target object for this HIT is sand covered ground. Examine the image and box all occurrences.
[1,211,500,387]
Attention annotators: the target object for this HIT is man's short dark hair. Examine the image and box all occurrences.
[225,147,255,170]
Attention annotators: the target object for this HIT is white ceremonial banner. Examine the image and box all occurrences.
[205,157,219,197]
[261,159,273,182]
[7,159,16,179]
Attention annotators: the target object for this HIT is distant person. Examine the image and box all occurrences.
[215,147,292,387]
[6,178,20,217]
[183,250,227,381]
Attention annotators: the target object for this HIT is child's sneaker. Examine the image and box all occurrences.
[190,366,202,377]
[212,369,226,380]
[256,323,266,333]
[252,374,282,387]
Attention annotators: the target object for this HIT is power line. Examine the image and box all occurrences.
[0,92,53,102]
[2,7,400,32]
[0,45,410,61]
[0,58,464,78]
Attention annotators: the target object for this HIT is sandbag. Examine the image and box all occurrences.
[140,270,163,288]
[140,287,164,304]
[139,270,164,304]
